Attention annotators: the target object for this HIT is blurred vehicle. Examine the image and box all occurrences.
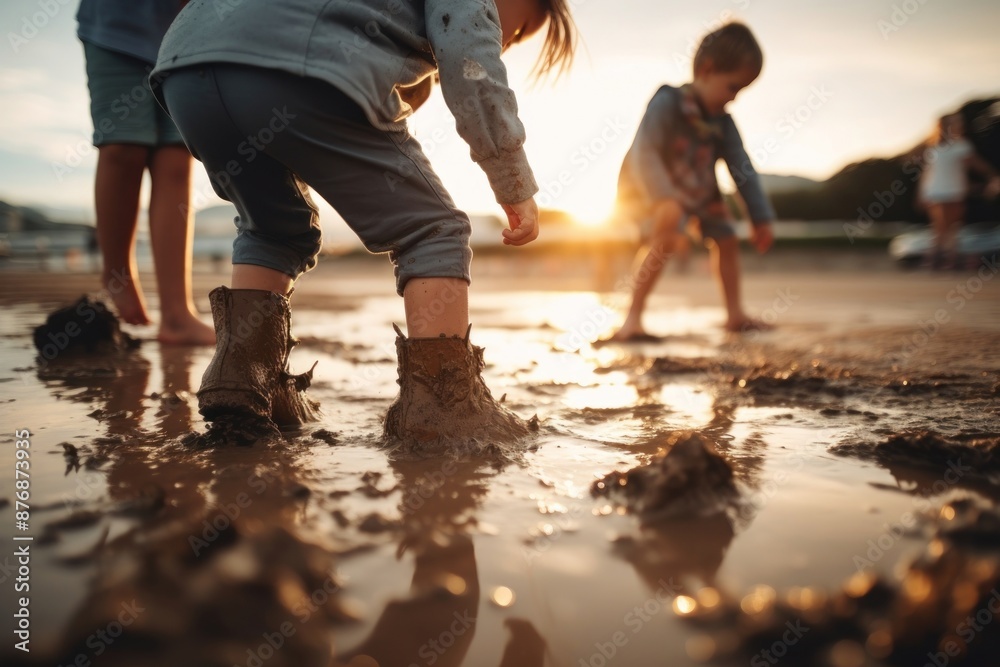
[889,222,1000,268]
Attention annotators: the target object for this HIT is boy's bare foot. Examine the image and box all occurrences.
[724,317,774,333]
[102,271,151,325]
[595,325,664,346]
[157,314,217,346]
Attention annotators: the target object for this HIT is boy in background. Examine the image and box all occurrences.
[611,22,775,341]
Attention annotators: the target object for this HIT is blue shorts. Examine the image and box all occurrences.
[83,41,184,147]
[637,211,736,244]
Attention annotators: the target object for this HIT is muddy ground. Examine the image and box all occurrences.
[1,248,999,667]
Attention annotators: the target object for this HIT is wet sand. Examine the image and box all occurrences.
[1,248,999,667]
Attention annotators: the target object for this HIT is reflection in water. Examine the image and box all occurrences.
[338,458,545,667]
[32,344,334,666]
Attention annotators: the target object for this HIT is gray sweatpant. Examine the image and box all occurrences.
[160,63,472,295]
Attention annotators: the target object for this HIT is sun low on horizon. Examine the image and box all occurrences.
[0,0,998,226]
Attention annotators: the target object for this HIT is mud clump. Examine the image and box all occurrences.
[729,361,855,402]
[676,500,1000,666]
[182,413,282,448]
[592,431,739,520]
[831,431,1000,483]
[33,295,140,357]
[43,525,352,667]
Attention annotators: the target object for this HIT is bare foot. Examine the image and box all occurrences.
[724,317,774,334]
[158,314,217,346]
[102,270,151,325]
[594,325,663,346]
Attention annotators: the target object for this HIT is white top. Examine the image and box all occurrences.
[921,138,973,202]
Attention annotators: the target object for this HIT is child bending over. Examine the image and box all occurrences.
[152,0,575,447]
[611,22,775,341]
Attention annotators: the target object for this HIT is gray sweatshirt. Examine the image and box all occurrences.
[619,85,775,226]
[152,0,538,204]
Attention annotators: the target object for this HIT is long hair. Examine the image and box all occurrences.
[532,0,577,80]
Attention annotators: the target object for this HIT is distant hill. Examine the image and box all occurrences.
[0,200,92,234]
[759,173,823,195]
[768,97,1000,223]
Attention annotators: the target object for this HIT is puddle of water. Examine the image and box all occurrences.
[0,290,997,667]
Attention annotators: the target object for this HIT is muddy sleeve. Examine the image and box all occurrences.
[628,90,698,211]
[719,115,776,226]
[424,0,538,204]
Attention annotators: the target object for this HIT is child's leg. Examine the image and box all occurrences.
[927,203,947,268]
[613,199,683,340]
[231,265,294,294]
[708,235,768,332]
[941,202,964,266]
[403,278,469,338]
[94,143,152,325]
[147,145,216,345]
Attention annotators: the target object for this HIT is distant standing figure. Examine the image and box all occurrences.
[77,0,215,344]
[919,113,1000,270]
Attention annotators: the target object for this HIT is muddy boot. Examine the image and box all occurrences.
[195,286,318,445]
[383,324,537,457]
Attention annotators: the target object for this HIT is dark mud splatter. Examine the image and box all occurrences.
[34,526,354,667]
[33,296,139,356]
[592,431,740,520]
[675,499,1000,666]
[832,431,1000,484]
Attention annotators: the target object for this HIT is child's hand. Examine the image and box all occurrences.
[751,223,774,253]
[501,197,539,246]
[986,176,1000,199]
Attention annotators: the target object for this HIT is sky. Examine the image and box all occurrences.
[1,0,999,226]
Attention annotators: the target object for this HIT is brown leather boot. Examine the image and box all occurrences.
[196,287,318,444]
[383,324,537,457]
